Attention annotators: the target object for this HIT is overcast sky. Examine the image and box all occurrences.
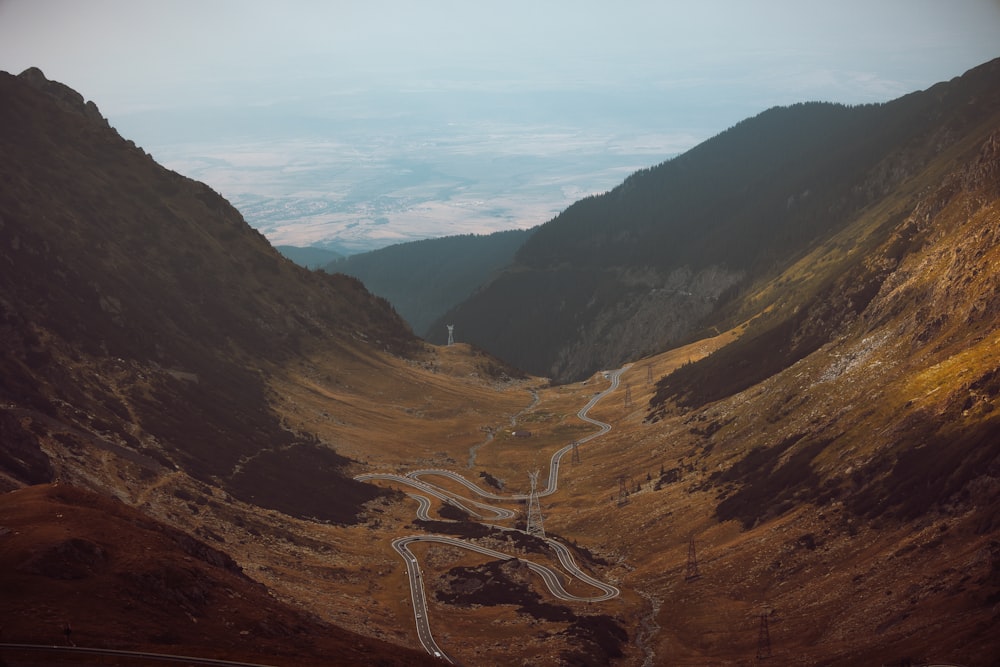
[3,0,999,116]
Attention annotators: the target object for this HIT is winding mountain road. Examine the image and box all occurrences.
[356,365,629,662]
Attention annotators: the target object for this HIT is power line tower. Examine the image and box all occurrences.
[617,476,630,506]
[446,324,455,346]
[756,612,772,661]
[525,471,545,538]
[571,441,581,465]
[685,535,701,581]
[624,383,632,408]
[646,364,653,384]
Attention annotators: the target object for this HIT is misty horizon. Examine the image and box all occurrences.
[2,1,998,252]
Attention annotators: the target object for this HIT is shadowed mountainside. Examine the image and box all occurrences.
[0,483,437,666]
[326,228,534,336]
[0,67,417,522]
[434,58,1000,383]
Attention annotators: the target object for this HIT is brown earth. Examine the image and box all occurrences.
[0,483,437,666]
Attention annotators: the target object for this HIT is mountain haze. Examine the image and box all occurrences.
[434,58,1000,382]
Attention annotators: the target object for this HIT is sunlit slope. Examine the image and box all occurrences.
[529,129,1000,665]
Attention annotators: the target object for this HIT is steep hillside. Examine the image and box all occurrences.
[0,67,416,521]
[437,58,1000,382]
[328,228,534,336]
[0,484,437,666]
[581,127,1000,665]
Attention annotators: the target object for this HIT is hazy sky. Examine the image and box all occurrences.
[2,1,999,249]
[3,1,998,115]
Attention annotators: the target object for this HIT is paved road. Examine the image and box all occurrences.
[357,365,628,662]
[392,538,453,663]
[355,472,516,520]
[407,364,630,500]
[408,493,434,521]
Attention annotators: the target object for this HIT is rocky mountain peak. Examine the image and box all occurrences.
[18,66,108,127]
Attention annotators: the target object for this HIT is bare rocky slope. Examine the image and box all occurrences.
[613,126,1000,666]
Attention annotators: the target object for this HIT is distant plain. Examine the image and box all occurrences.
[116,90,712,253]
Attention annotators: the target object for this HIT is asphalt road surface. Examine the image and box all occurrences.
[356,365,629,662]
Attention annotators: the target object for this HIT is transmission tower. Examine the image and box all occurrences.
[624,383,632,408]
[446,324,455,346]
[646,363,653,384]
[525,471,545,537]
[617,476,630,506]
[756,612,772,660]
[571,441,581,464]
[685,535,701,581]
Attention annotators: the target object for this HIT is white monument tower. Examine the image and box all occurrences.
[446,324,455,346]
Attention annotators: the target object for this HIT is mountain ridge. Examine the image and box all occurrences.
[431,58,1000,382]
[0,67,416,522]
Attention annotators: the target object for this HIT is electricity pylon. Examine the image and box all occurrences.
[685,535,701,581]
[525,471,545,538]
[756,612,772,660]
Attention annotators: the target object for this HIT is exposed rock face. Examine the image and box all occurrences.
[19,66,109,126]
[549,265,744,380]
[0,412,54,488]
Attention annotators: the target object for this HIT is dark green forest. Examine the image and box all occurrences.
[327,228,534,336]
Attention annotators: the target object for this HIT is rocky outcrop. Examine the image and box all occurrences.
[18,67,108,127]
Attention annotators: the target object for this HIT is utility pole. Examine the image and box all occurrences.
[685,535,701,581]
[756,612,772,660]
[526,471,545,537]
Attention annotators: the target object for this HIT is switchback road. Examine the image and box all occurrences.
[356,365,629,662]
